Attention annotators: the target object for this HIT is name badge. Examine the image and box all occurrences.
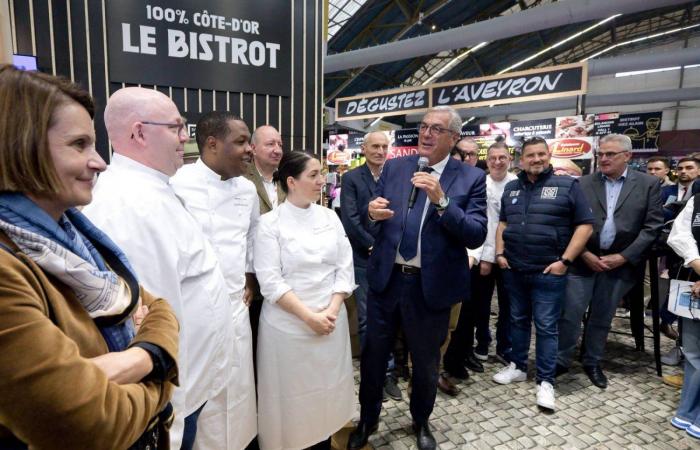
[541,187,558,199]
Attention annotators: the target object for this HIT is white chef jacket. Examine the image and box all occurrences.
[170,159,259,450]
[83,154,236,449]
[254,201,356,334]
[171,159,260,316]
[481,172,518,263]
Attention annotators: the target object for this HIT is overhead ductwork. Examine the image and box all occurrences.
[325,0,690,74]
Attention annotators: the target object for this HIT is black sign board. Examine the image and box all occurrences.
[336,87,429,121]
[432,63,586,109]
[460,125,480,137]
[510,119,556,143]
[395,128,419,147]
[594,112,662,150]
[106,0,291,96]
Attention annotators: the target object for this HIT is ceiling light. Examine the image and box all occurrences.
[498,14,621,74]
[582,23,700,61]
[422,42,488,85]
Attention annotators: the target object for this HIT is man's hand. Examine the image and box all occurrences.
[411,172,444,204]
[581,251,609,272]
[543,260,567,276]
[600,253,627,270]
[132,302,149,332]
[691,280,700,298]
[496,255,510,270]
[90,347,153,385]
[368,197,394,221]
[244,273,258,307]
[480,261,493,276]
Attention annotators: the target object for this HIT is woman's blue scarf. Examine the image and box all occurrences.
[0,192,137,351]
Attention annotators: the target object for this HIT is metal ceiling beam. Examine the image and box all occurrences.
[325,0,691,74]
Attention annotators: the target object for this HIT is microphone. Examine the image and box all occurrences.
[408,156,430,209]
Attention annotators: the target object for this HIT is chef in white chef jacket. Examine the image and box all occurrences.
[170,111,259,450]
[82,87,238,450]
[254,151,357,450]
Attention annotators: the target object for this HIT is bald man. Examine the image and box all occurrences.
[247,125,286,214]
[83,88,240,450]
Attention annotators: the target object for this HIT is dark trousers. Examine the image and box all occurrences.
[444,265,509,368]
[359,267,451,425]
[181,402,207,450]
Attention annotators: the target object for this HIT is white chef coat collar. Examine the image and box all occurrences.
[110,153,170,184]
[194,158,231,184]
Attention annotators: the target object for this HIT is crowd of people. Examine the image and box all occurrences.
[1,66,699,450]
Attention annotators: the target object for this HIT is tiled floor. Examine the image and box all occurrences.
[347,314,699,449]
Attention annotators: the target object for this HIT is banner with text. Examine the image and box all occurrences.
[106,0,291,95]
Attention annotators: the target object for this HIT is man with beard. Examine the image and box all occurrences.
[493,136,593,411]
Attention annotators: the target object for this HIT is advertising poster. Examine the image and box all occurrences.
[593,112,662,151]
[546,136,596,177]
[555,115,595,138]
[327,134,350,166]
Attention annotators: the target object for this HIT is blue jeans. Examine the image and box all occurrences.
[504,270,566,384]
[677,318,700,426]
[181,402,206,450]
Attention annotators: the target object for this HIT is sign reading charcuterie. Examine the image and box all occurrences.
[106,0,291,96]
[335,62,587,121]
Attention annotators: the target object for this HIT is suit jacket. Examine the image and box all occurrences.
[367,155,487,311]
[340,164,377,267]
[0,233,179,449]
[661,181,694,205]
[244,162,286,215]
[572,168,663,278]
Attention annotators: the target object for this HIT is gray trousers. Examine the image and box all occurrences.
[557,271,636,367]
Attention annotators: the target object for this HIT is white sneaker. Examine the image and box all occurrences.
[493,362,526,384]
[536,381,556,411]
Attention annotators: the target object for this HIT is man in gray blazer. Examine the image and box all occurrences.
[556,134,663,389]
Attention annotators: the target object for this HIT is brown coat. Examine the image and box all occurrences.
[245,162,286,215]
[0,233,179,450]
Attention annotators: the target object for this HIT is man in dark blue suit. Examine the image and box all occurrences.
[347,106,487,450]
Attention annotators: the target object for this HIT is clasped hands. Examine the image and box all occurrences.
[368,172,444,221]
[304,304,341,336]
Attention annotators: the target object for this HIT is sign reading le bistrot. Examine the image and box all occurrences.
[106,0,291,96]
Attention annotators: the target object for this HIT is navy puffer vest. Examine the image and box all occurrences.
[501,167,576,272]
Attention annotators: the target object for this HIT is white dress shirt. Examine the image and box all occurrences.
[257,165,279,210]
[83,154,236,449]
[667,197,700,267]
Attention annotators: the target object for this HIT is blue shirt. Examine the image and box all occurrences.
[599,167,628,250]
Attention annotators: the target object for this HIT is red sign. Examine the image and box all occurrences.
[549,138,592,158]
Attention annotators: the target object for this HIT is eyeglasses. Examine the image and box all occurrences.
[141,120,187,135]
[419,122,454,136]
[598,150,628,159]
[522,136,547,146]
[464,152,479,158]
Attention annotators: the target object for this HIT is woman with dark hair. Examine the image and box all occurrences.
[254,151,356,450]
[0,65,178,449]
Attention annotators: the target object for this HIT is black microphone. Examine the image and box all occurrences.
[408,156,430,209]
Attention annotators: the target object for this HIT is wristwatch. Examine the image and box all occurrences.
[434,196,450,211]
[560,257,572,266]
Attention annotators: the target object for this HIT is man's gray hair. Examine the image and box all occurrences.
[426,106,462,134]
[600,133,632,152]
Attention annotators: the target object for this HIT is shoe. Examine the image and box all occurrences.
[661,346,684,366]
[661,322,679,340]
[444,363,469,380]
[583,365,608,389]
[474,345,489,361]
[347,421,378,450]
[688,424,700,440]
[437,373,459,396]
[493,362,527,384]
[536,381,556,411]
[671,416,692,430]
[662,374,684,389]
[384,377,402,401]
[412,422,437,450]
[554,364,569,378]
[495,351,510,366]
[464,354,484,373]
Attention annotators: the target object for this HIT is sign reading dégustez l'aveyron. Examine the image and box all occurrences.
[334,62,587,121]
[106,0,291,96]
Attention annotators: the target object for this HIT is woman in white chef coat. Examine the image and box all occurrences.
[254,151,356,450]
